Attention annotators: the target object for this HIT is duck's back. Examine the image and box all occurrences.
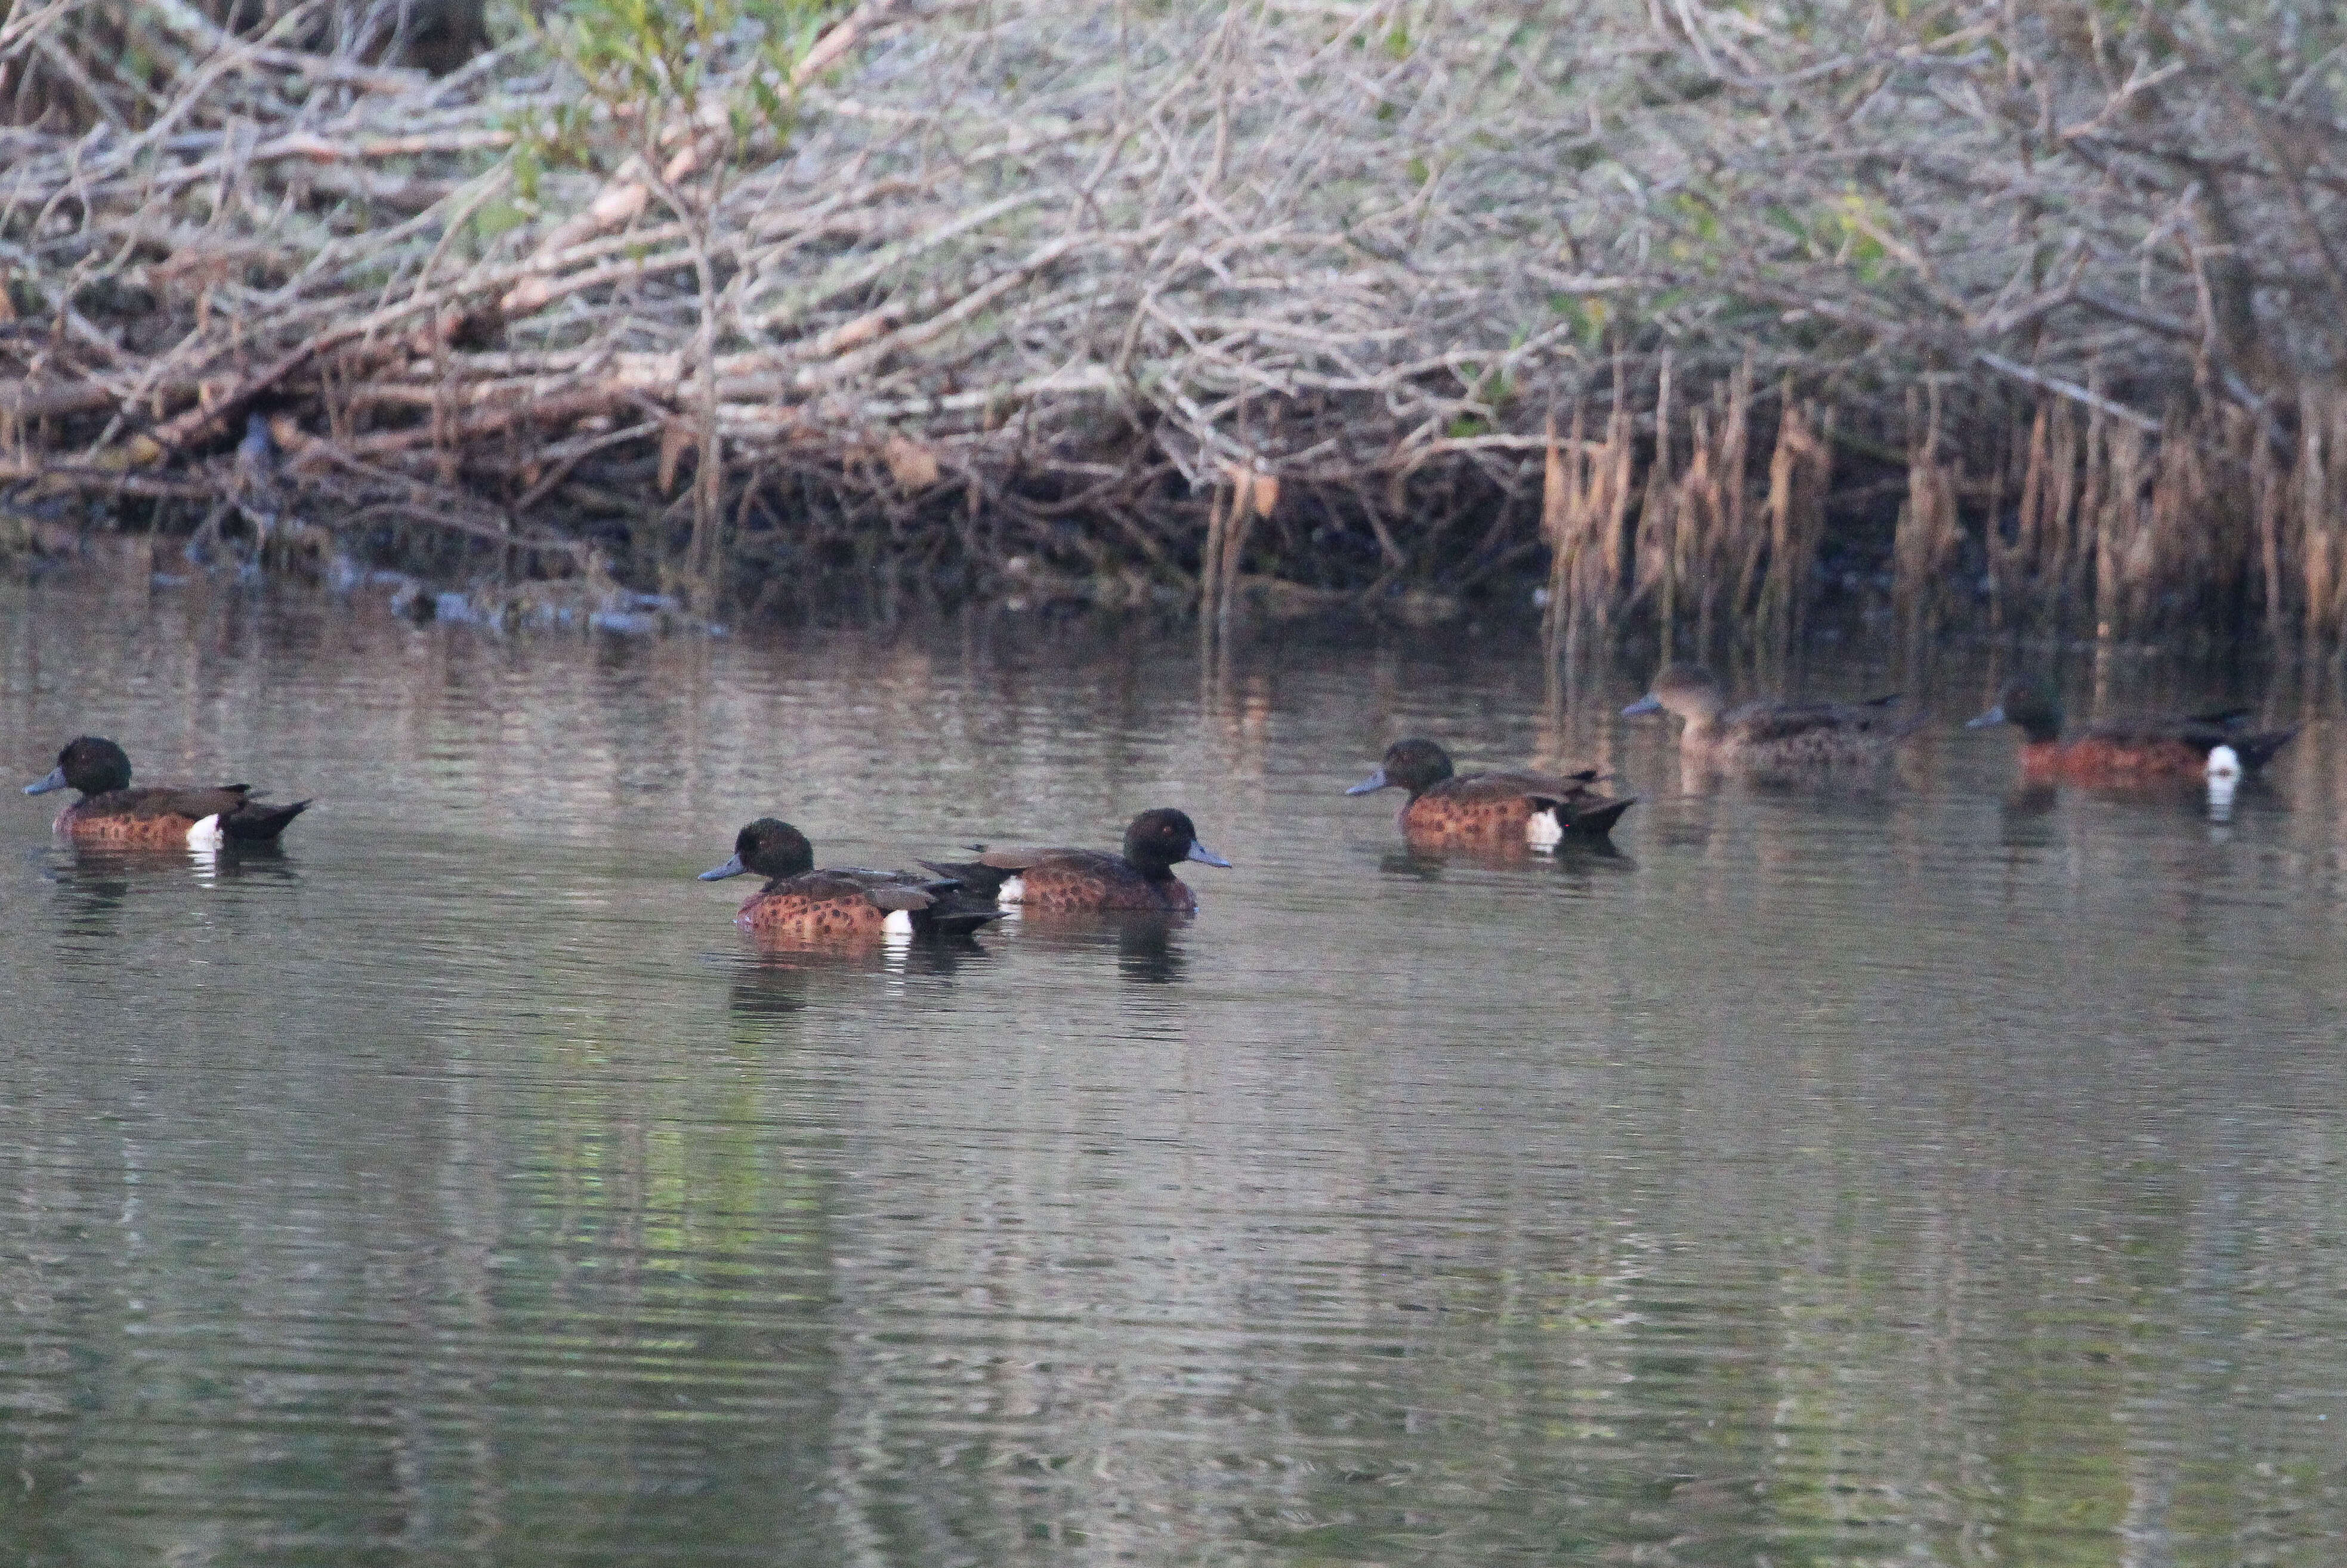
[1719,695,1922,766]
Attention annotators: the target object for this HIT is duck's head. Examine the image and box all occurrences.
[700,818,816,881]
[1122,808,1231,876]
[1965,677,2062,743]
[1622,665,1726,724]
[1346,737,1455,798]
[24,736,132,797]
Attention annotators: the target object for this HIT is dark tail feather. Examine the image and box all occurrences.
[2188,705,2256,729]
[1554,795,1636,839]
[921,906,1006,938]
[918,859,1014,900]
[224,798,308,841]
[1859,692,1906,708]
[2228,729,2299,772]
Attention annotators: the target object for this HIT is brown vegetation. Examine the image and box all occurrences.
[4,0,2346,649]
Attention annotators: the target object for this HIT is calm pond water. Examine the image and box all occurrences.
[4,558,2346,1567]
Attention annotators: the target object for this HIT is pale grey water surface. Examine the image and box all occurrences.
[4,560,2346,1567]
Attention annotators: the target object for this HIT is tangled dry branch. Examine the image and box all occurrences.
[5,0,2347,646]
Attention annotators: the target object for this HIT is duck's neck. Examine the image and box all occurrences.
[2015,715,2064,745]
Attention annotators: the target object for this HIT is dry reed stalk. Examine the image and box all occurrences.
[1996,404,2047,635]
[2147,409,2226,641]
[1892,385,1962,646]
[1722,364,1774,644]
[1657,362,1755,659]
[1673,404,1719,653]
[2076,397,2111,638]
[1225,465,1272,629]
[1539,394,1635,668]
[2090,419,2146,643]
[2020,397,2087,632]
[1539,412,1572,658]
[1197,462,1273,638]
[1632,349,1678,631]
[2253,407,2290,650]
[2299,391,2347,647]
[1756,391,1830,653]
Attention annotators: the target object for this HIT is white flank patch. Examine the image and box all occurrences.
[186,814,224,849]
[997,875,1026,906]
[882,909,915,939]
[2207,745,2240,821]
[1525,807,1564,850]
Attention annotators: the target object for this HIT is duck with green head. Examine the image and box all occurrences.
[1965,677,2296,783]
[24,736,309,847]
[1345,737,1633,847]
[921,808,1231,915]
[702,818,1005,941]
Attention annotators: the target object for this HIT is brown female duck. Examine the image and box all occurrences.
[1345,737,1633,845]
[24,736,308,846]
[1622,666,1922,774]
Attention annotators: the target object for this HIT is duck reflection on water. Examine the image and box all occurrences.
[979,910,1192,986]
[48,832,295,891]
[724,931,995,1018]
[1378,834,1633,881]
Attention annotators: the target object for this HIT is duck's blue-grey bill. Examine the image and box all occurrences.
[23,767,66,795]
[699,853,748,881]
[1963,705,2006,730]
[1344,769,1389,795]
[1187,841,1233,868]
[1620,695,1663,717]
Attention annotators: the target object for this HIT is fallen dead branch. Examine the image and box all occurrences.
[3,0,2345,652]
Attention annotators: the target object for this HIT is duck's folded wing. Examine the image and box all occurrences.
[1519,767,1609,796]
[2153,715,2294,763]
[972,847,1053,871]
[2087,718,2216,748]
[1452,770,1605,804]
[1734,699,1923,743]
[975,845,1111,872]
[1724,703,1849,743]
[859,882,939,913]
[785,869,935,909]
[123,785,254,820]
